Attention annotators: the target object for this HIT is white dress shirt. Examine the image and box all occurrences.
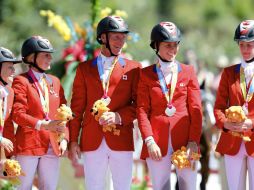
[100,53,115,82]
[241,59,254,85]
[158,58,177,84]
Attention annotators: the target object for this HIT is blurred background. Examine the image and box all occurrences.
[0,0,253,66]
[0,0,254,189]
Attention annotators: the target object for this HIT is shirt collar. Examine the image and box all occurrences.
[100,53,115,65]
[158,58,176,71]
[31,69,46,82]
[241,58,254,69]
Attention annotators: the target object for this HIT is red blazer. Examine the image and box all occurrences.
[2,86,15,158]
[137,63,202,160]
[69,57,141,151]
[214,64,254,156]
[5,73,68,156]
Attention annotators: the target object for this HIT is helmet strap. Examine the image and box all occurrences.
[105,33,118,56]
[0,77,7,86]
[246,57,254,63]
[23,53,46,73]
[155,42,172,62]
[0,64,8,86]
[31,53,45,73]
[156,53,171,62]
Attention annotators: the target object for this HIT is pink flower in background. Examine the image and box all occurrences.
[132,176,141,184]
[93,48,101,58]
[62,39,86,71]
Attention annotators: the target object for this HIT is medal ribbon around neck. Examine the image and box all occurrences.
[156,61,178,109]
[0,96,7,127]
[97,56,118,99]
[28,69,50,120]
[240,67,254,103]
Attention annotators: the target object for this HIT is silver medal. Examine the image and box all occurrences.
[165,105,176,117]
[242,104,248,115]
[101,96,111,106]
[50,85,55,94]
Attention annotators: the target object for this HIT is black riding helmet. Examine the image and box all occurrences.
[21,36,54,72]
[150,22,181,50]
[0,47,21,85]
[96,16,129,56]
[150,22,181,62]
[234,20,254,42]
[97,16,129,44]
[0,47,22,64]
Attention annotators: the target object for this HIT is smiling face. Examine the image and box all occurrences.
[238,41,254,61]
[1,62,15,84]
[158,41,179,62]
[101,32,127,56]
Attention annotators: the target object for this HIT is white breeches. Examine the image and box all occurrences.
[224,142,254,190]
[16,147,60,190]
[146,151,197,190]
[146,134,197,190]
[82,139,133,190]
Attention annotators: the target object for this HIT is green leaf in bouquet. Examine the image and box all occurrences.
[0,179,16,190]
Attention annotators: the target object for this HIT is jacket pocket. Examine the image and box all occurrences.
[215,131,242,155]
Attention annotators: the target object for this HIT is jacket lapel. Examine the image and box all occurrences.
[44,75,55,101]
[91,57,105,97]
[152,62,182,86]
[91,57,102,84]
[234,64,244,102]
[5,87,13,118]
[27,74,41,97]
[107,57,126,97]
[152,64,161,86]
[175,62,182,85]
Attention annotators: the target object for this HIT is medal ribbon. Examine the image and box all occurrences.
[97,56,118,98]
[240,67,254,105]
[0,87,8,127]
[0,97,7,127]
[156,61,178,107]
[0,99,3,126]
[28,69,50,120]
[42,77,49,116]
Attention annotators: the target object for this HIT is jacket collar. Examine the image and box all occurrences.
[153,60,182,73]
[234,64,241,73]
[92,56,126,67]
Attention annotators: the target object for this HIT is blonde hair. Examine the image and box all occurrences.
[25,53,35,62]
